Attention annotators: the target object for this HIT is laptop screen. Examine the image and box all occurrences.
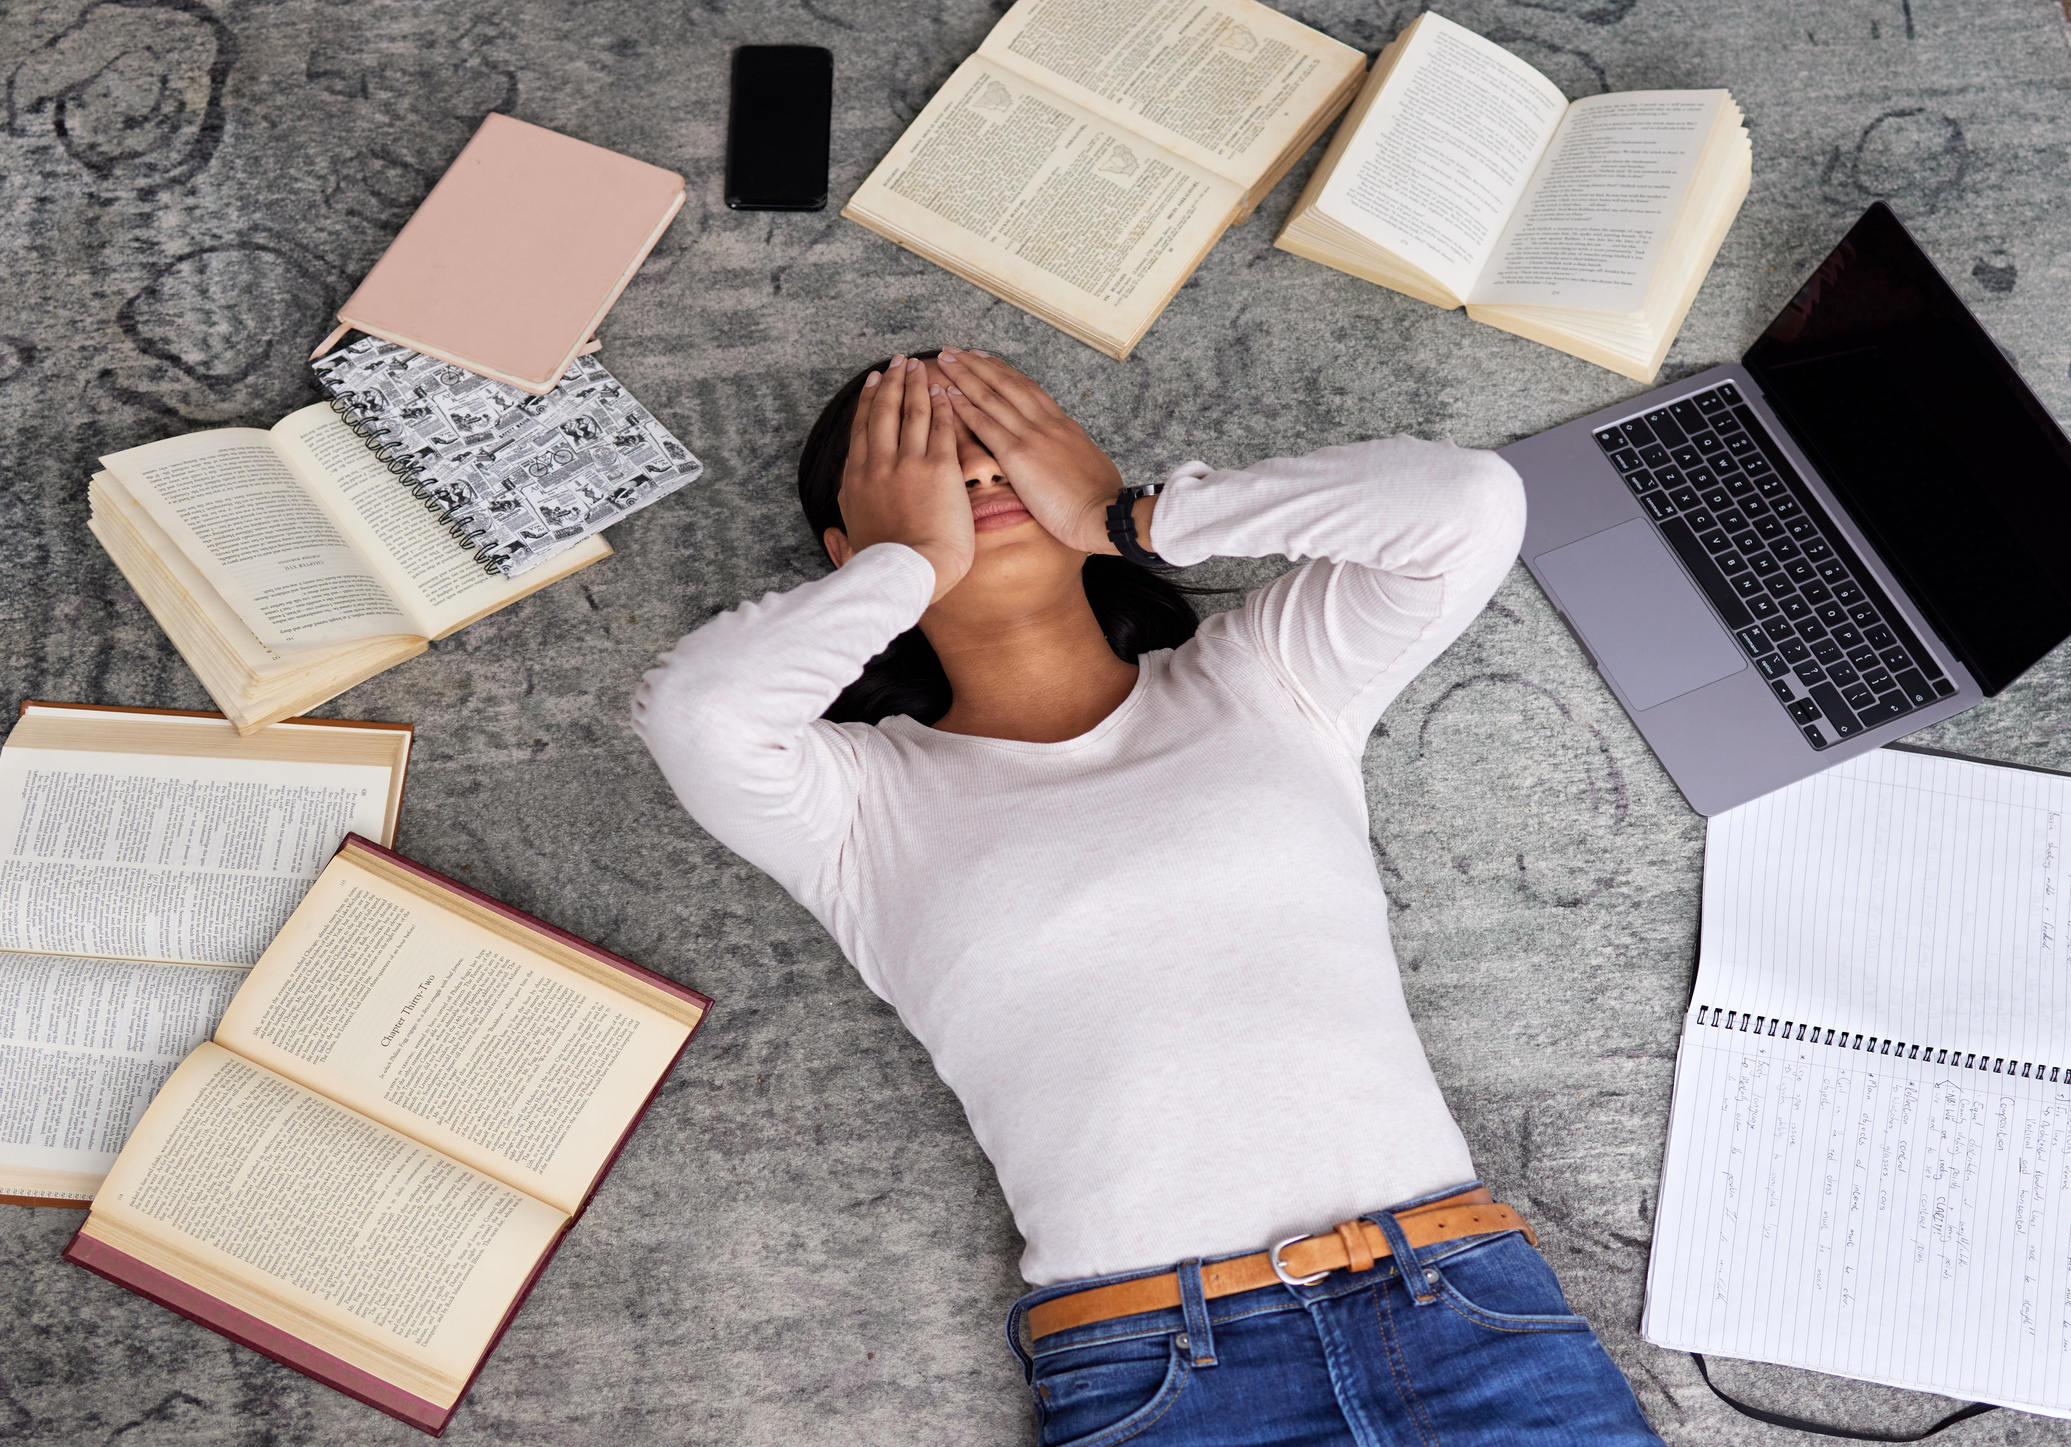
[1744,203,2071,695]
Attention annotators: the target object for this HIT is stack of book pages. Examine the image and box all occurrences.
[89,405,609,733]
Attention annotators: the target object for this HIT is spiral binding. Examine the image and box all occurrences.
[320,390,509,575]
[1695,1002,2066,1084]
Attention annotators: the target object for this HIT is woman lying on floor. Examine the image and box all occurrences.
[632,347,1663,1446]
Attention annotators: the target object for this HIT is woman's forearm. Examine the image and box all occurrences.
[1149,436,1525,583]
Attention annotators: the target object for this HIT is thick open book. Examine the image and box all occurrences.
[65,835,711,1435]
[1646,746,2071,1417]
[0,702,411,1207]
[90,405,612,734]
[1275,12,1751,382]
[842,0,1365,358]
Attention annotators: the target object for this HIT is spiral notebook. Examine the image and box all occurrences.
[1644,744,2071,1417]
[313,337,701,577]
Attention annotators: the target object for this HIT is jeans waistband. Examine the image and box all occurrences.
[1005,1180,1508,1376]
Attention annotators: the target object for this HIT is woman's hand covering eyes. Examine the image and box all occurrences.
[938,350,1133,556]
[837,356,974,602]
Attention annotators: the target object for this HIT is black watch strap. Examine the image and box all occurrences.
[1106,484,1168,568]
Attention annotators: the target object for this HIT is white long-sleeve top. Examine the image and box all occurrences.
[633,437,1528,1285]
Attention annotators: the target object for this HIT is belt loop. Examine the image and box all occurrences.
[1372,1208,1439,1307]
[1005,1296,1037,1380]
[1175,1259,1218,1368]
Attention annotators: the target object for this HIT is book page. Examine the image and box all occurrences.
[270,406,611,640]
[844,56,1244,350]
[217,855,692,1215]
[980,0,1363,186]
[90,1042,566,1402]
[1311,13,1567,302]
[0,743,392,966]
[90,473,301,679]
[9,706,410,846]
[0,951,244,1196]
[269,406,495,638]
[1469,91,1726,311]
[99,430,416,651]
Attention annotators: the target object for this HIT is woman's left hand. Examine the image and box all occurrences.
[938,349,1129,555]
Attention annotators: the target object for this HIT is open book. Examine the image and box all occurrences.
[1645,746,2071,1417]
[842,0,1365,358]
[1275,12,1751,382]
[90,405,612,734]
[0,702,411,1207]
[65,835,711,1435]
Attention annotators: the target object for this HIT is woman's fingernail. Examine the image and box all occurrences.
[970,350,991,358]
[947,387,963,396]
[864,372,880,387]
[908,358,922,372]
[929,384,942,396]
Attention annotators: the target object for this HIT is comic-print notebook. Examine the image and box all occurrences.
[314,337,702,577]
[1644,744,2071,1417]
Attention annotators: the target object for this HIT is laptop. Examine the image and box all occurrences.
[1501,202,2071,816]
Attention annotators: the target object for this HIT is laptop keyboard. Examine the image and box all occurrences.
[1592,381,1956,750]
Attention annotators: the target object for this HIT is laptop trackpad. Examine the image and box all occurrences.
[1535,518,1746,711]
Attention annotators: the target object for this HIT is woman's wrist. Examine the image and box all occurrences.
[1079,489,1156,557]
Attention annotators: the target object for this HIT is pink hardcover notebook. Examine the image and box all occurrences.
[314,114,685,394]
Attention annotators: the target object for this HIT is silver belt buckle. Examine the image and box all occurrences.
[1269,1234,1331,1288]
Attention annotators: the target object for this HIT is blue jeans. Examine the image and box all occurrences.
[1007,1183,1664,1447]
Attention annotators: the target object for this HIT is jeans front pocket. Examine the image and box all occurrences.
[1032,1332,1190,1447]
[1425,1235,1594,1335]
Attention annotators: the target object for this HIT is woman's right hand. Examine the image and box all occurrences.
[835,356,974,603]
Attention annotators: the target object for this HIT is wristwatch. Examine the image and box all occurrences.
[1105,481,1169,568]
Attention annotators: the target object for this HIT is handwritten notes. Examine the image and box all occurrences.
[1645,747,2071,1417]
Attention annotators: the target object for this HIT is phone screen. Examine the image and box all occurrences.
[726,46,833,211]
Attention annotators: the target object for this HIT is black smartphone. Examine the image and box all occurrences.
[726,46,833,211]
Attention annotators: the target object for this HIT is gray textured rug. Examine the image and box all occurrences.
[4,0,2071,1442]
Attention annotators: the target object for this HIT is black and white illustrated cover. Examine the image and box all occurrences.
[313,337,702,576]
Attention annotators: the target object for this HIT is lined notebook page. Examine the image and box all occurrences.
[1645,747,2071,1417]
[1700,746,2069,1058]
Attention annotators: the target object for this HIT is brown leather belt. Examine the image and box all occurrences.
[1028,1188,1535,1340]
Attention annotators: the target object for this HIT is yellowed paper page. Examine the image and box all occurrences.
[9,706,409,841]
[269,407,610,639]
[99,431,416,651]
[90,472,298,680]
[0,736,393,965]
[1469,90,1727,311]
[0,951,246,1199]
[90,1043,565,1402]
[89,478,431,731]
[980,0,1363,187]
[217,857,691,1215]
[1312,12,1567,301]
[845,55,1244,352]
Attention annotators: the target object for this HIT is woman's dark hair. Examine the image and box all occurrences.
[798,349,1201,726]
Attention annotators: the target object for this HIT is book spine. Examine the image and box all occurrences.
[1693,1003,2064,1083]
[313,382,510,577]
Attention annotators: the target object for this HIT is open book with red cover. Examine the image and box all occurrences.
[63,834,711,1435]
